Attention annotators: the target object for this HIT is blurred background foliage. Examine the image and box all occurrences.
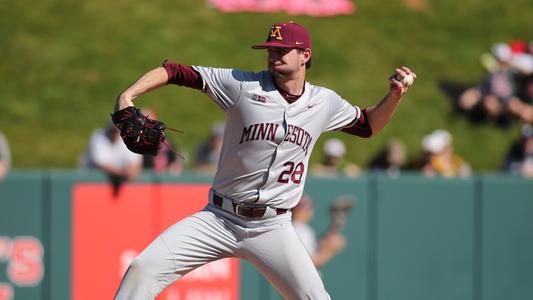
[1,0,532,170]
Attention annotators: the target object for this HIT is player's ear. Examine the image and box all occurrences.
[300,49,312,67]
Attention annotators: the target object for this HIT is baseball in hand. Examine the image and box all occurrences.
[397,73,414,87]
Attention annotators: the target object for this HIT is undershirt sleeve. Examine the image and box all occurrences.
[340,109,373,138]
[162,61,203,90]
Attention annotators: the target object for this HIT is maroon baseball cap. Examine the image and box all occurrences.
[252,21,312,50]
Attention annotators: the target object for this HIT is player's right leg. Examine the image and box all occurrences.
[114,208,238,300]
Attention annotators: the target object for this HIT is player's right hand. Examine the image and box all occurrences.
[389,66,416,96]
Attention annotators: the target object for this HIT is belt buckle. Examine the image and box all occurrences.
[234,204,247,217]
[234,203,266,218]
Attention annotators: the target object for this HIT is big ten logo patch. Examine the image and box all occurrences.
[0,236,44,287]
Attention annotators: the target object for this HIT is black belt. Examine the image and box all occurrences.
[212,194,288,218]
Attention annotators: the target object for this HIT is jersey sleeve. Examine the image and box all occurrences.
[324,92,362,132]
[162,61,203,90]
[192,66,246,112]
[341,109,373,137]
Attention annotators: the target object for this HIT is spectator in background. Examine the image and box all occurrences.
[194,121,225,174]
[81,122,143,194]
[368,138,407,177]
[141,107,184,176]
[509,74,533,123]
[481,40,533,76]
[311,138,360,178]
[405,145,433,174]
[502,124,533,178]
[292,194,346,269]
[421,129,471,178]
[505,40,533,75]
[0,132,11,180]
[458,43,522,127]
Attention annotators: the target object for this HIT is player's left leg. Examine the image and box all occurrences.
[240,215,330,300]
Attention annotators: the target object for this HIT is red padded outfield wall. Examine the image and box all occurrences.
[72,183,239,300]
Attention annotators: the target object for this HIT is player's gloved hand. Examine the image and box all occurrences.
[111,106,166,156]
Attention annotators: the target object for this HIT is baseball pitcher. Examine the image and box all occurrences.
[112,21,416,300]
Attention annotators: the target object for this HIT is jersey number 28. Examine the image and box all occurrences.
[277,162,305,184]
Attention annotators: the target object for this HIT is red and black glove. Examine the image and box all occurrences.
[111,107,166,156]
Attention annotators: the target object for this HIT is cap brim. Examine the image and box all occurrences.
[251,42,296,49]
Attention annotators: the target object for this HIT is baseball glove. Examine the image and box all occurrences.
[111,106,167,156]
[329,196,354,232]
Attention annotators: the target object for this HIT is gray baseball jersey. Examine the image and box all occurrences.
[194,66,361,209]
[114,66,362,300]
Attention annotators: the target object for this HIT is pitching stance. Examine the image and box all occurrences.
[112,21,416,300]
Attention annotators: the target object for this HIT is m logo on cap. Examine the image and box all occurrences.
[251,21,312,51]
[269,26,283,41]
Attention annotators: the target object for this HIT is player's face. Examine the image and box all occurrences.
[267,47,305,76]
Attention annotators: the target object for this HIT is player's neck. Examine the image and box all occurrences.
[272,72,306,96]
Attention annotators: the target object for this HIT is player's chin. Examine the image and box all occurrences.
[269,66,289,77]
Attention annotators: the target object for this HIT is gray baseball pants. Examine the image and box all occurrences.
[114,203,330,300]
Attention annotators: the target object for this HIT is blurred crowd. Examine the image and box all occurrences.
[451,40,533,127]
[2,123,532,185]
[74,116,533,185]
[2,41,533,184]
[311,124,531,179]
[312,131,473,179]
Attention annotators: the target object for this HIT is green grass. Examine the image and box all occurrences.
[1,0,532,170]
